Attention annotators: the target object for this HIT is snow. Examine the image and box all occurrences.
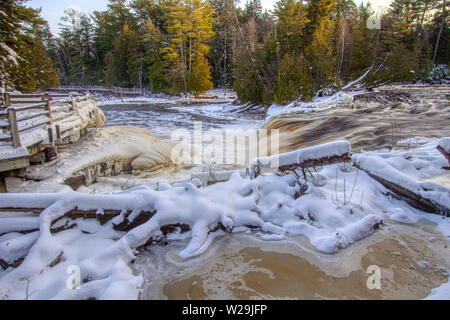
[0,232,39,264]
[0,42,19,66]
[438,137,450,153]
[0,163,383,298]
[0,145,28,160]
[96,96,175,107]
[425,278,450,300]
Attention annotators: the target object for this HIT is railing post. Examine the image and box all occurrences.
[45,99,53,123]
[47,126,54,145]
[55,124,61,143]
[0,174,6,193]
[8,108,21,147]
[4,93,10,107]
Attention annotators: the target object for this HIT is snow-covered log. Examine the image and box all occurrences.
[437,137,450,164]
[341,67,372,91]
[353,154,450,216]
[0,170,382,259]
[252,141,351,171]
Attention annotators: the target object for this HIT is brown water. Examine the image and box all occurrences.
[266,86,450,153]
[161,222,450,300]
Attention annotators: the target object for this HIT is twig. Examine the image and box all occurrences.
[347,169,360,204]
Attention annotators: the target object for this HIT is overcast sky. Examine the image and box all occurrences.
[28,0,393,35]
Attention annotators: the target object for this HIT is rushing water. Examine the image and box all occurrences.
[266,86,450,153]
[99,103,265,141]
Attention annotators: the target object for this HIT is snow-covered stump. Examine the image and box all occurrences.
[437,137,450,166]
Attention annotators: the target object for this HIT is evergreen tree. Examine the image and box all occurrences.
[92,0,135,85]
[273,0,307,56]
[274,53,311,104]
[209,0,236,87]
[163,0,215,95]
[142,18,167,92]
[58,8,98,85]
[0,1,59,92]
[187,54,213,94]
[305,0,336,90]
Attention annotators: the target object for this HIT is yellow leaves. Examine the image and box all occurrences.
[187,53,213,94]
[144,18,161,38]
[162,0,215,95]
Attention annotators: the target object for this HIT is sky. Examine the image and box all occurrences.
[28,0,393,35]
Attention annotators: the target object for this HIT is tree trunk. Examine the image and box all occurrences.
[180,40,188,97]
[433,0,446,64]
[189,37,192,71]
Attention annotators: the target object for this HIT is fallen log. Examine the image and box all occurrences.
[341,67,372,91]
[353,160,450,217]
[252,141,352,178]
[437,146,450,163]
[0,206,156,230]
[357,166,442,214]
[278,153,351,172]
[437,138,450,166]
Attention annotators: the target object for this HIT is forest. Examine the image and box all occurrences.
[1,0,449,105]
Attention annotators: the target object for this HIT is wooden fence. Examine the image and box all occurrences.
[48,86,147,97]
[0,92,82,108]
[0,95,93,149]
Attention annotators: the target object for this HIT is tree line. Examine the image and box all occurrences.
[1,0,449,105]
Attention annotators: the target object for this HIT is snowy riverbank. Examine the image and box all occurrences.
[0,137,449,299]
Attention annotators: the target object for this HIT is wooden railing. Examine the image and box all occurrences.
[48,86,147,97]
[1,92,82,108]
[0,94,91,149]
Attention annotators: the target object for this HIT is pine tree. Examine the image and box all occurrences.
[142,18,167,92]
[378,42,419,82]
[274,53,311,104]
[209,0,237,87]
[305,0,336,90]
[92,0,135,85]
[0,1,59,92]
[58,8,98,85]
[163,0,215,95]
[187,54,213,94]
[273,0,307,56]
